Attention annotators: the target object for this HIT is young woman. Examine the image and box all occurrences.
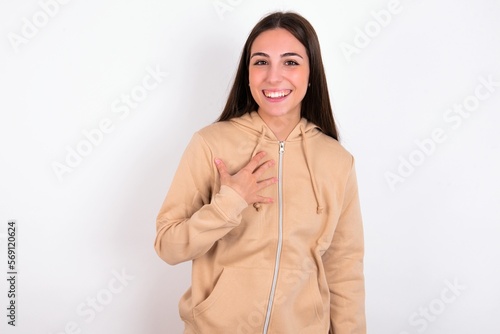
[155,11,366,334]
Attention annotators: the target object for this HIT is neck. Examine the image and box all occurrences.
[257,111,301,141]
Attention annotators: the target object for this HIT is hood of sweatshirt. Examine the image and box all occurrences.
[230,111,325,214]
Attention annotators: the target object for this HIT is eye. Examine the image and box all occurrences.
[285,60,299,66]
[253,60,268,65]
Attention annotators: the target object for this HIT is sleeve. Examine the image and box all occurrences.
[154,132,249,265]
[323,158,366,334]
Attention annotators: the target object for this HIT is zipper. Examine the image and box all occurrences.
[262,141,285,334]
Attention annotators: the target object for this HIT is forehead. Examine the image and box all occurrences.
[251,28,307,54]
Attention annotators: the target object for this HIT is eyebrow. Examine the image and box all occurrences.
[250,52,304,59]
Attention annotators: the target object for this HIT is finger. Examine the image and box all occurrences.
[214,158,229,181]
[254,195,274,204]
[256,176,278,191]
[244,151,267,172]
[253,159,275,178]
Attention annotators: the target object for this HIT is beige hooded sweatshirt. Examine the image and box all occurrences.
[155,111,366,334]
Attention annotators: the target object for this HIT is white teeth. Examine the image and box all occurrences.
[264,90,290,98]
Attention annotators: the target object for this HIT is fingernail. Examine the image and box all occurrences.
[215,158,221,165]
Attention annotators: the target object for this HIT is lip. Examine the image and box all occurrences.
[262,89,292,102]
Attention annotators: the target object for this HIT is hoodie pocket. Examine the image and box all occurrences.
[308,273,326,323]
[269,269,327,332]
[193,267,270,333]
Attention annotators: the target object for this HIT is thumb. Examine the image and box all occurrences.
[214,158,229,181]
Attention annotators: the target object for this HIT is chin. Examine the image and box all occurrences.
[259,106,299,117]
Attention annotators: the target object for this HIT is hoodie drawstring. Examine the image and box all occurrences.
[300,126,323,214]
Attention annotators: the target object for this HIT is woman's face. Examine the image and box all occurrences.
[249,28,310,122]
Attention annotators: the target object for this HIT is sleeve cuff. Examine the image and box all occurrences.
[213,185,249,224]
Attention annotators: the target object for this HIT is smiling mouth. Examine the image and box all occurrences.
[263,89,292,99]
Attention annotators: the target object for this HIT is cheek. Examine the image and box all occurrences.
[249,87,262,103]
[249,71,265,96]
[292,71,309,90]
[249,69,264,84]
[250,83,262,105]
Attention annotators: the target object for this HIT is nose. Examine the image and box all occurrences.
[266,64,283,84]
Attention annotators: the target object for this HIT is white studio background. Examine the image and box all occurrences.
[1,0,499,333]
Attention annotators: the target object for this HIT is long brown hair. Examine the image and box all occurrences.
[217,11,339,141]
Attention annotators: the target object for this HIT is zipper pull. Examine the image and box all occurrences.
[279,141,285,153]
